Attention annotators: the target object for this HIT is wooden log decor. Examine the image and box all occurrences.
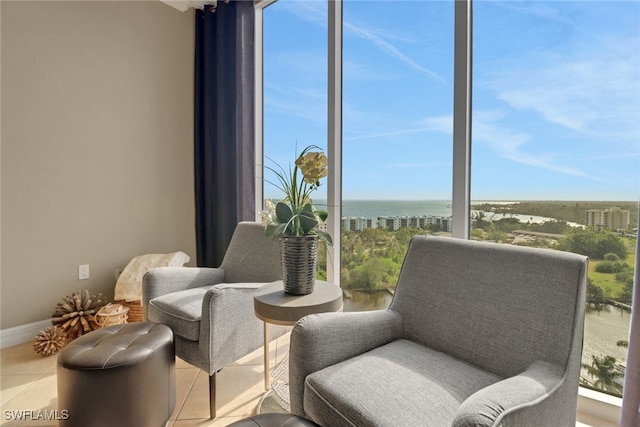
[51,290,108,341]
[33,326,67,357]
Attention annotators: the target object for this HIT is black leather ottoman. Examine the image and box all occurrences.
[227,413,319,427]
[57,322,175,427]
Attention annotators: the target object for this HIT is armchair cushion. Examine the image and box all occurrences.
[147,286,213,341]
[142,267,226,318]
[304,339,501,427]
[147,282,279,345]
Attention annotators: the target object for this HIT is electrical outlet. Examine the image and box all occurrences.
[79,264,90,280]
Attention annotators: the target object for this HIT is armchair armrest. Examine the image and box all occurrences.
[289,309,403,417]
[199,283,285,373]
[452,361,566,427]
[142,267,225,319]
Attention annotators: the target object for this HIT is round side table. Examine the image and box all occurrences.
[254,280,343,391]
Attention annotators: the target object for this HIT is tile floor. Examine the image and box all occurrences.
[1,330,292,427]
[0,329,612,427]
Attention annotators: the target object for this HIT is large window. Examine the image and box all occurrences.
[257,0,638,410]
[262,0,329,277]
[262,0,328,181]
[341,1,454,311]
[471,1,639,398]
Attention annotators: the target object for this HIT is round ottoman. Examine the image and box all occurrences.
[228,413,319,427]
[57,322,175,427]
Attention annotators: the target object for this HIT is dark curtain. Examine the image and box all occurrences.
[194,0,255,267]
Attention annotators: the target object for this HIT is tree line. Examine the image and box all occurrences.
[320,223,634,305]
[472,200,638,226]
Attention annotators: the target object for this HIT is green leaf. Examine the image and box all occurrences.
[316,209,329,222]
[315,229,333,246]
[265,222,286,238]
[275,202,293,223]
[299,208,318,234]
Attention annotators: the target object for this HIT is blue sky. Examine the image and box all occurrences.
[262,0,640,201]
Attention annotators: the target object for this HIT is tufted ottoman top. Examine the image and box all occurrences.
[58,322,173,369]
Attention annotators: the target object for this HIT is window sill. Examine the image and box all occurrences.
[577,387,622,427]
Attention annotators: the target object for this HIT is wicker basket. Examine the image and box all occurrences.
[115,300,143,322]
[95,303,129,328]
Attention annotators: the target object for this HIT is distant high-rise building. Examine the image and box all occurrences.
[376,215,452,232]
[342,217,372,231]
[584,207,630,230]
[378,216,400,231]
[603,207,630,230]
[342,215,452,232]
[584,210,604,228]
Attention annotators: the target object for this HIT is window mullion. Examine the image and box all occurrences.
[327,0,343,284]
[452,0,472,239]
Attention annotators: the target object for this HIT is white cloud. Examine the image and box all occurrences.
[283,0,446,84]
[343,20,446,84]
[343,60,387,82]
[483,35,640,148]
[344,115,452,142]
[492,1,573,25]
[419,115,453,134]
[413,111,601,180]
[344,126,432,142]
[264,82,326,123]
[471,111,600,180]
[282,1,327,27]
[262,48,327,123]
[388,161,451,169]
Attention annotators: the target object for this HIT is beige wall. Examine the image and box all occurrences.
[1,1,196,329]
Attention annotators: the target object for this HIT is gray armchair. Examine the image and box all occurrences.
[142,221,286,419]
[289,236,588,427]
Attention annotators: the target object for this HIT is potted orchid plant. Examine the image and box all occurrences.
[262,145,332,294]
[262,145,333,246]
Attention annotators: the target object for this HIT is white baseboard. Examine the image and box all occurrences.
[0,319,52,349]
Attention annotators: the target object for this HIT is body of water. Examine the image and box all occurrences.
[342,289,394,312]
[340,199,452,220]
[325,199,587,228]
[584,305,631,364]
[334,199,584,227]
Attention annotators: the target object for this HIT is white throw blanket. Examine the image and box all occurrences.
[114,251,190,302]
